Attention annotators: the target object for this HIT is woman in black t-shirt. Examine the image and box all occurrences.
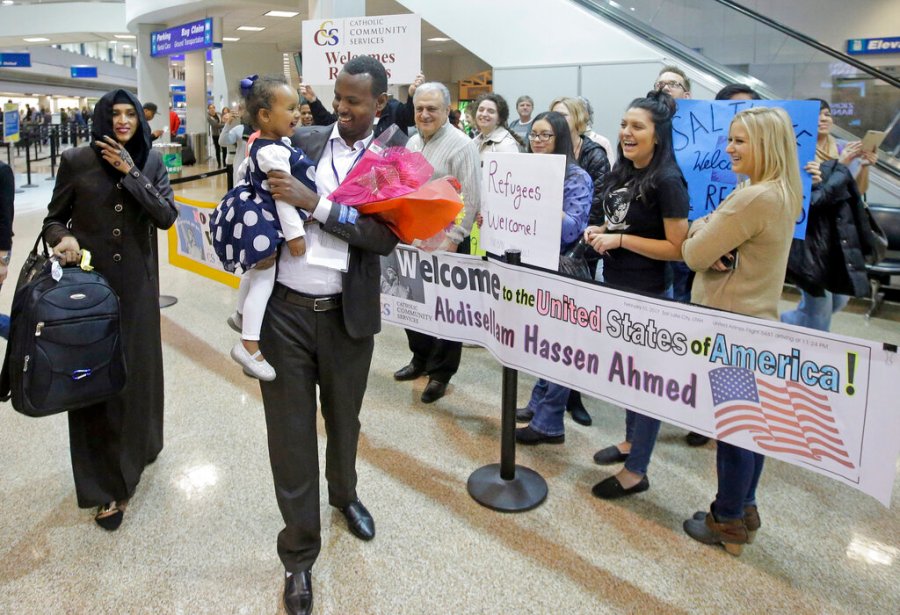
[584,90,689,500]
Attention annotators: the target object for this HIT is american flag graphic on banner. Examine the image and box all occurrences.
[708,367,855,469]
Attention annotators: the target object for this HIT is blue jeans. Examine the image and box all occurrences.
[713,441,764,520]
[623,410,661,475]
[671,261,694,304]
[0,313,9,340]
[780,289,849,332]
[527,378,570,437]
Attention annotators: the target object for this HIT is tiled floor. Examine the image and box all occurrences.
[1,154,898,614]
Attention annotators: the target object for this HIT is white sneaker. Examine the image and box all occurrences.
[231,342,276,381]
[227,311,243,333]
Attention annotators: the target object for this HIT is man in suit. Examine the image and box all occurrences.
[263,56,400,615]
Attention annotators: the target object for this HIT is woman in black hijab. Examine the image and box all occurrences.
[43,89,177,530]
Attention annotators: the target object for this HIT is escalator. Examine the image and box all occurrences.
[571,0,900,203]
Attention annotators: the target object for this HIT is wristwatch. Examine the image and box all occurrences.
[0,252,9,266]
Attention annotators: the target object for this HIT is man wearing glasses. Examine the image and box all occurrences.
[655,65,692,100]
[392,81,482,404]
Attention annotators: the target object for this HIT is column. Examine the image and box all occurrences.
[184,49,207,158]
[136,23,170,140]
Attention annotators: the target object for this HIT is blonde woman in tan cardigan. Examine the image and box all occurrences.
[681,106,803,555]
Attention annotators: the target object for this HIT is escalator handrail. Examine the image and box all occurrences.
[716,0,900,90]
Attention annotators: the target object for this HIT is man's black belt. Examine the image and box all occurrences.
[273,283,342,312]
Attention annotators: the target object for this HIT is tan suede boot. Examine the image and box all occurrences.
[683,512,749,556]
[744,505,761,543]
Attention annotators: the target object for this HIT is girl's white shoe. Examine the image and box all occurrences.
[231,342,276,381]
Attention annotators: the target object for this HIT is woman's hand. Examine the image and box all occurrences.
[861,150,878,166]
[52,235,82,265]
[804,160,822,184]
[838,141,863,165]
[585,226,621,255]
[95,136,134,174]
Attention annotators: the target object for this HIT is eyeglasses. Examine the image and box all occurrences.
[655,80,685,91]
[528,132,554,142]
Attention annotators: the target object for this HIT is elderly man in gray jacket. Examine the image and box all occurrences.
[392,81,482,403]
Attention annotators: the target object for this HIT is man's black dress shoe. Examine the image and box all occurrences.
[283,570,313,615]
[394,363,424,381]
[515,425,564,445]
[685,431,711,447]
[421,379,447,404]
[339,500,375,540]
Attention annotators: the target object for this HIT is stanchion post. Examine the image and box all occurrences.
[22,135,37,188]
[47,126,58,180]
[226,164,234,191]
[466,249,548,512]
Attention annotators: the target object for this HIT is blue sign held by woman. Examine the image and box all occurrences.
[672,99,819,239]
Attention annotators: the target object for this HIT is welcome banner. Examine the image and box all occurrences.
[380,247,900,505]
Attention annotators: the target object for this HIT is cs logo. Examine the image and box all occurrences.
[314,21,339,46]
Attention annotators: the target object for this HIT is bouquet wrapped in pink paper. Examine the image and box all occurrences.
[329,126,464,245]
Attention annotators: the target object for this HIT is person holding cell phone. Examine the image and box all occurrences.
[780,98,875,332]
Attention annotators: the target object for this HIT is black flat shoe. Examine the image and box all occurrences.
[592,445,629,465]
[591,475,650,500]
[515,425,564,445]
[566,391,593,426]
[685,431,711,447]
[515,407,534,423]
[567,404,592,426]
[394,363,424,381]
[421,379,447,404]
[339,500,375,541]
[94,501,125,531]
[283,570,313,615]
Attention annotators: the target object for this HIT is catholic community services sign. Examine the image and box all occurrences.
[301,13,421,85]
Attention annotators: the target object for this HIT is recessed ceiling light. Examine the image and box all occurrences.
[2,1,16,6]
[222,37,240,42]
[114,34,136,40]
[427,37,451,42]
[237,26,265,32]
[265,10,299,18]
[24,37,50,42]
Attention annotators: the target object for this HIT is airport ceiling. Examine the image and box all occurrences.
[0,0,468,57]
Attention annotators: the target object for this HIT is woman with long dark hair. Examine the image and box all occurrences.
[43,89,176,530]
[514,111,592,445]
[584,91,689,498]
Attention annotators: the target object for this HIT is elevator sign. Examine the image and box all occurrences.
[847,37,900,55]
[151,18,214,57]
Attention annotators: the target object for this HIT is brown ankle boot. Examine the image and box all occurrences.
[683,512,749,556]
[743,505,761,543]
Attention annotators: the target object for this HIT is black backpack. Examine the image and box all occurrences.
[0,245,127,417]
